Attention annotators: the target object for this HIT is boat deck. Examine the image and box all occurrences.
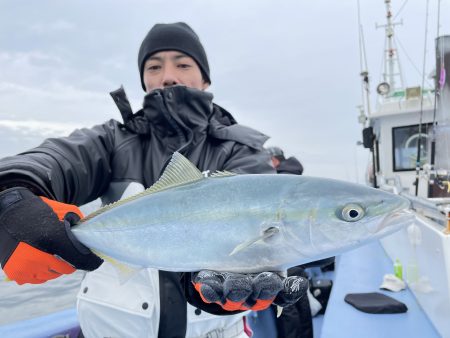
[321,240,440,338]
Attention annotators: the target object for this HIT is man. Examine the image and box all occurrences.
[267,146,304,176]
[0,23,307,337]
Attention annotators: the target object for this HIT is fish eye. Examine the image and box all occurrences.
[340,204,365,222]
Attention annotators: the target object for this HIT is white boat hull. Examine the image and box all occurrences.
[381,214,450,338]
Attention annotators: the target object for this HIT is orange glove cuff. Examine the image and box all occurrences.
[40,196,83,221]
[193,280,273,311]
[249,298,275,311]
[3,242,75,285]
[0,187,102,285]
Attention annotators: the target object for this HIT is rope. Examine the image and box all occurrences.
[357,0,371,116]
[415,0,430,196]
[430,0,441,168]
[394,36,434,88]
[394,0,409,20]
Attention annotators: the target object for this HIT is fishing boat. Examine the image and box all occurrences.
[355,0,450,337]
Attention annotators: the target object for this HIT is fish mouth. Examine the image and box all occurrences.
[367,209,415,235]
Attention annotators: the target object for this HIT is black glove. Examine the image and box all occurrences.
[0,187,103,284]
[192,270,308,311]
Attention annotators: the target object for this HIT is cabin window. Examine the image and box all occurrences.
[392,124,431,171]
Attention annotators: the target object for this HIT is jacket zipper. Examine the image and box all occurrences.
[155,92,194,176]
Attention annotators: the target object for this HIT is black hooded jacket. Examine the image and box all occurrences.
[0,85,275,337]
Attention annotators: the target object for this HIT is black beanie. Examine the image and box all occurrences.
[138,22,210,91]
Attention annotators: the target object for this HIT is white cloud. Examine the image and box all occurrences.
[0,49,121,123]
[0,50,64,70]
[0,79,119,124]
[30,20,76,35]
[0,119,83,137]
[0,81,104,101]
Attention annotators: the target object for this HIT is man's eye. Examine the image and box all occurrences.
[147,65,160,71]
[178,64,191,69]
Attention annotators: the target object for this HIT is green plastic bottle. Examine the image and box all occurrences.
[394,259,403,280]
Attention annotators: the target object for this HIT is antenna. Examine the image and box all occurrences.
[376,0,404,92]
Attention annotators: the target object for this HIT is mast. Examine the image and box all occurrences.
[376,0,404,93]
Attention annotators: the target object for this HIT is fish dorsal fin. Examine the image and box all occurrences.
[210,170,236,178]
[146,152,203,193]
[81,152,202,222]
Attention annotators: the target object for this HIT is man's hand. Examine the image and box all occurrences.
[0,187,103,285]
[192,270,308,311]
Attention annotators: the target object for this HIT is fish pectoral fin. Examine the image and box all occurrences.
[95,251,143,285]
[229,226,280,256]
[229,237,262,256]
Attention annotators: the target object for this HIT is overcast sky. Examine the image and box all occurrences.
[1,0,449,183]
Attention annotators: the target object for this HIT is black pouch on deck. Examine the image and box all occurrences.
[344,292,408,314]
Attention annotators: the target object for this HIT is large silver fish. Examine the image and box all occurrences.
[72,152,413,273]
